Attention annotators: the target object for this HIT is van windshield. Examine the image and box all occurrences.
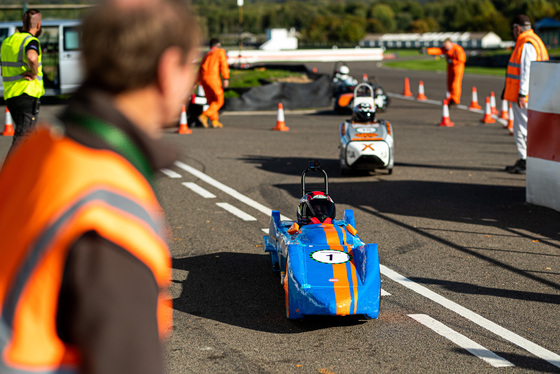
[0,28,9,44]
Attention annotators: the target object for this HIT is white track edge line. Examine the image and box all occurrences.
[409,314,514,368]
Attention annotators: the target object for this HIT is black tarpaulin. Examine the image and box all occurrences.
[223,74,332,111]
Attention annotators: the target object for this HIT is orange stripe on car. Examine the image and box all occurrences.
[348,249,359,314]
[338,93,353,108]
[332,262,351,315]
[352,137,383,141]
[323,224,341,246]
[321,224,358,315]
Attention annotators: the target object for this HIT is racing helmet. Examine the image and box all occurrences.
[297,191,336,225]
[337,65,350,76]
[352,102,376,123]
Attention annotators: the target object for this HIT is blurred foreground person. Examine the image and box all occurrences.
[426,38,466,105]
[0,0,199,373]
[197,38,229,128]
[504,15,548,174]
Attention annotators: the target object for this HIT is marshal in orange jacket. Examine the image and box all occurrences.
[427,42,466,105]
[198,46,230,121]
[0,127,171,372]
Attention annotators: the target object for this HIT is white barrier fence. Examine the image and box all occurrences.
[527,61,560,212]
[226,48,384,65]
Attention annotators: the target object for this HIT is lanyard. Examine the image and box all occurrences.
[64,113,154,184]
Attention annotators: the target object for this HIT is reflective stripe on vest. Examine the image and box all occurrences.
[1,33,44,99]
[0,127,170,372]
[2,188,163,327]
[503,29,548,102]
[2,75,43,83]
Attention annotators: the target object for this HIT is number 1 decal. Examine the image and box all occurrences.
[310,250,352,264]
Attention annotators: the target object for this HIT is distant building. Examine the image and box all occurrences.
[259,28,298,51]
[216,31,259,47]
[360,32,503,49]
[535,17,560,48]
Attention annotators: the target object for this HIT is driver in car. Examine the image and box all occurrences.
[288,191,357,236]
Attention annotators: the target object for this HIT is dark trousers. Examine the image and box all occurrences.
[6,93,40,155]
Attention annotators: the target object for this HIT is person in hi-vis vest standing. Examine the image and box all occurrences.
[0,0,200,372]
[503,15,549,174]
[197,38,230,128]
[0,9,44,155]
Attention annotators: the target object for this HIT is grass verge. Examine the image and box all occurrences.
[229,68,308,88]
[382,57,506,76]
[224,68,311,98]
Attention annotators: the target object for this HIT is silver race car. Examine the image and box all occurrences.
[339,83,394,175]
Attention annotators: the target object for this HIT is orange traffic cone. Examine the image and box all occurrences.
[416,81,428,100]
[480,97,496,124]
[439,99,454,127]
[499,99,509,120]
[403,77,413,97]
[177,105,192,134]
[3,108,14,136]
[490,91,498,115]
[362,73,368,82]
[507,103,514,134]
[273,103,289,131]
[468,87,482,110]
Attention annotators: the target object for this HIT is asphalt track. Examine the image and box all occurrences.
[1,62,559,373]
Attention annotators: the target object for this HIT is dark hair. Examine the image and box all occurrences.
[22,9,41,31]
[209,38,220,48]
[512,15,531,27]
[81,0,201,94]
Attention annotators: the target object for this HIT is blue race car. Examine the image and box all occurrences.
[263,161,381,319]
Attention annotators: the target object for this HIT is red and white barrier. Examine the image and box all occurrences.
[527,61,560,212]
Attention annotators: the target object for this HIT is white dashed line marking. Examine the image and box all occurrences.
[216,202,257,221]
[174,161,291,221]
[409,314,514,368]
[182,182,216,198]
[160,168,182,178]
[381,289,391,296]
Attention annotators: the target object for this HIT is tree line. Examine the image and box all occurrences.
[1,0,559,46]
[192,0,560,46]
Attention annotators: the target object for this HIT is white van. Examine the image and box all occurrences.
[0,19,82,97]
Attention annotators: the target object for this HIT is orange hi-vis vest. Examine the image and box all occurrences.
[504,29,549,102]
[0,126,171,372]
